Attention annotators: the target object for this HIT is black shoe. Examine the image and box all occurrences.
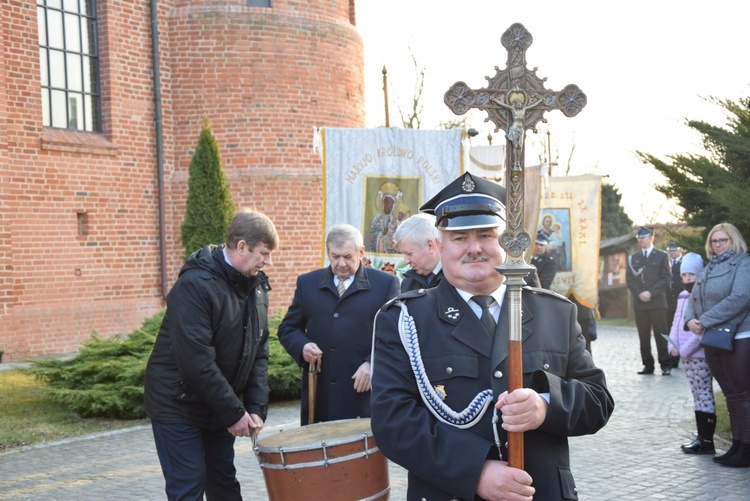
[717,443,750,467]
[681,438,715,454]
[637,367,655,375]
[713,439,741,463]
[662,367,671,376]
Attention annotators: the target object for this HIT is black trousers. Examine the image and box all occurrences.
[706,337,750,442]
[151,420,241,501]
[634,308,669,369]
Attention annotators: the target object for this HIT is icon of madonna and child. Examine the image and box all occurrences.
[538,210,571,271]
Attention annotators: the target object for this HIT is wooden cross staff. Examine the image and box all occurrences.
[444,22,586,470]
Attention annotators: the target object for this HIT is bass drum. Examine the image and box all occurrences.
[254,418,389,500]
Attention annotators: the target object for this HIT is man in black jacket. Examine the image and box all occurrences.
[144,209,279,501]
[394,213,442,292]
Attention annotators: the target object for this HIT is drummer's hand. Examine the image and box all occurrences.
[476,460,534,501]
[248,413,264,439]
[495,388,548,433]
[302,343,323,365]
[352,361,371,393]
[228,412,253,438]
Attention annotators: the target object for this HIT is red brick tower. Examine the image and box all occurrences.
[163,0,364,312]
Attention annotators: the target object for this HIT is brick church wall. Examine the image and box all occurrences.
[0,0,364,361]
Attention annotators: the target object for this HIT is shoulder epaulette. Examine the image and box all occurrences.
[523,286,572,303]
[381,288,426,310]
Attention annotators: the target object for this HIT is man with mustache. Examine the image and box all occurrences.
[371,172,614,500]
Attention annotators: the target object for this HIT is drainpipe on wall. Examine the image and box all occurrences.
[150,0,168,299]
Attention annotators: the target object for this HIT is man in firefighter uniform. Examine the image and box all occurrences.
[371,172,614,500]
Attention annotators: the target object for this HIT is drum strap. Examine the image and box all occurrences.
[390,301,494,430]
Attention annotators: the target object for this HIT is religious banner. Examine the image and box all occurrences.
[467,144,504,180]
[316,127,462,276]
[538,175,602,308]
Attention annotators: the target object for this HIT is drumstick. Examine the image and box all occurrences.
[308,355,321,425]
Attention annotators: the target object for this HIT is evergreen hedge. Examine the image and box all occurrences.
[23,311,301,419]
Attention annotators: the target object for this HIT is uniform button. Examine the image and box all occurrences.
[333,313,339,318]
[543,363,550,370]
[445,367,453,375]
[493,370,503,378]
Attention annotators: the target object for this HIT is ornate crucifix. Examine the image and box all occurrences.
[444,22,587,470]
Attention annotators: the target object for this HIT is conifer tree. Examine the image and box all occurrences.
[600,183,633,239]
[180,118,235,260]
[638,95,750,240]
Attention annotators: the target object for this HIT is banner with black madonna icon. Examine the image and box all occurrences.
[315,127,463,278]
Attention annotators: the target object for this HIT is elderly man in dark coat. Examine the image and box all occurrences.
[394,213,443,292]
[279,224,399,425]
[371,173,614,501]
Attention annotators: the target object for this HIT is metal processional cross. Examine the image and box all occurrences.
[444,22,587,470]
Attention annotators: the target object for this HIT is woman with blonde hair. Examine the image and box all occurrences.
[685,222,750,467]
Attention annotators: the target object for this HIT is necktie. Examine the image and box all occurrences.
[643,250,647,258]
[425,272,435,286]
[336,279,347,297]
[472,295,497,337]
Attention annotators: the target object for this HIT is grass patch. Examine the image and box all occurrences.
[0,371,146,452]
[715,391,731,441]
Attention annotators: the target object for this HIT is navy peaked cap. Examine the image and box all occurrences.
[420,172,506,230]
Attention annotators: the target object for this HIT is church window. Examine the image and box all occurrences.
[38,0,101,132]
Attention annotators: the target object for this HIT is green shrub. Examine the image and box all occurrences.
[23,310,301,420]
[180,117,235,260]
[23,311,164,419]
[267,311,302,401]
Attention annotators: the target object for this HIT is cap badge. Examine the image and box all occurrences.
[444,306,461,321]
[461,178,476,193]
[433,385,447,401]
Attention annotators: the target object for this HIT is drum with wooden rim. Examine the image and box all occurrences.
[254,418,389,500]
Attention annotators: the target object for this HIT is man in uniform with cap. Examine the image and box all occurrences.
[626,227,672,375]
[394,213,443,293]
[371,172,614,501]
[529,231,557,289]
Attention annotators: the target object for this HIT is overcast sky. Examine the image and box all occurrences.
[356,0,750,224]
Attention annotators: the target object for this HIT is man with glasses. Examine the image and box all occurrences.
[626,227,672,375]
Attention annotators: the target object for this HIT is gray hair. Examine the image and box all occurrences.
[394,213,440,248]
[326,224,364,250]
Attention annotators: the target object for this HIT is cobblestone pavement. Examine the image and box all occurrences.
[1,326,749,500]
